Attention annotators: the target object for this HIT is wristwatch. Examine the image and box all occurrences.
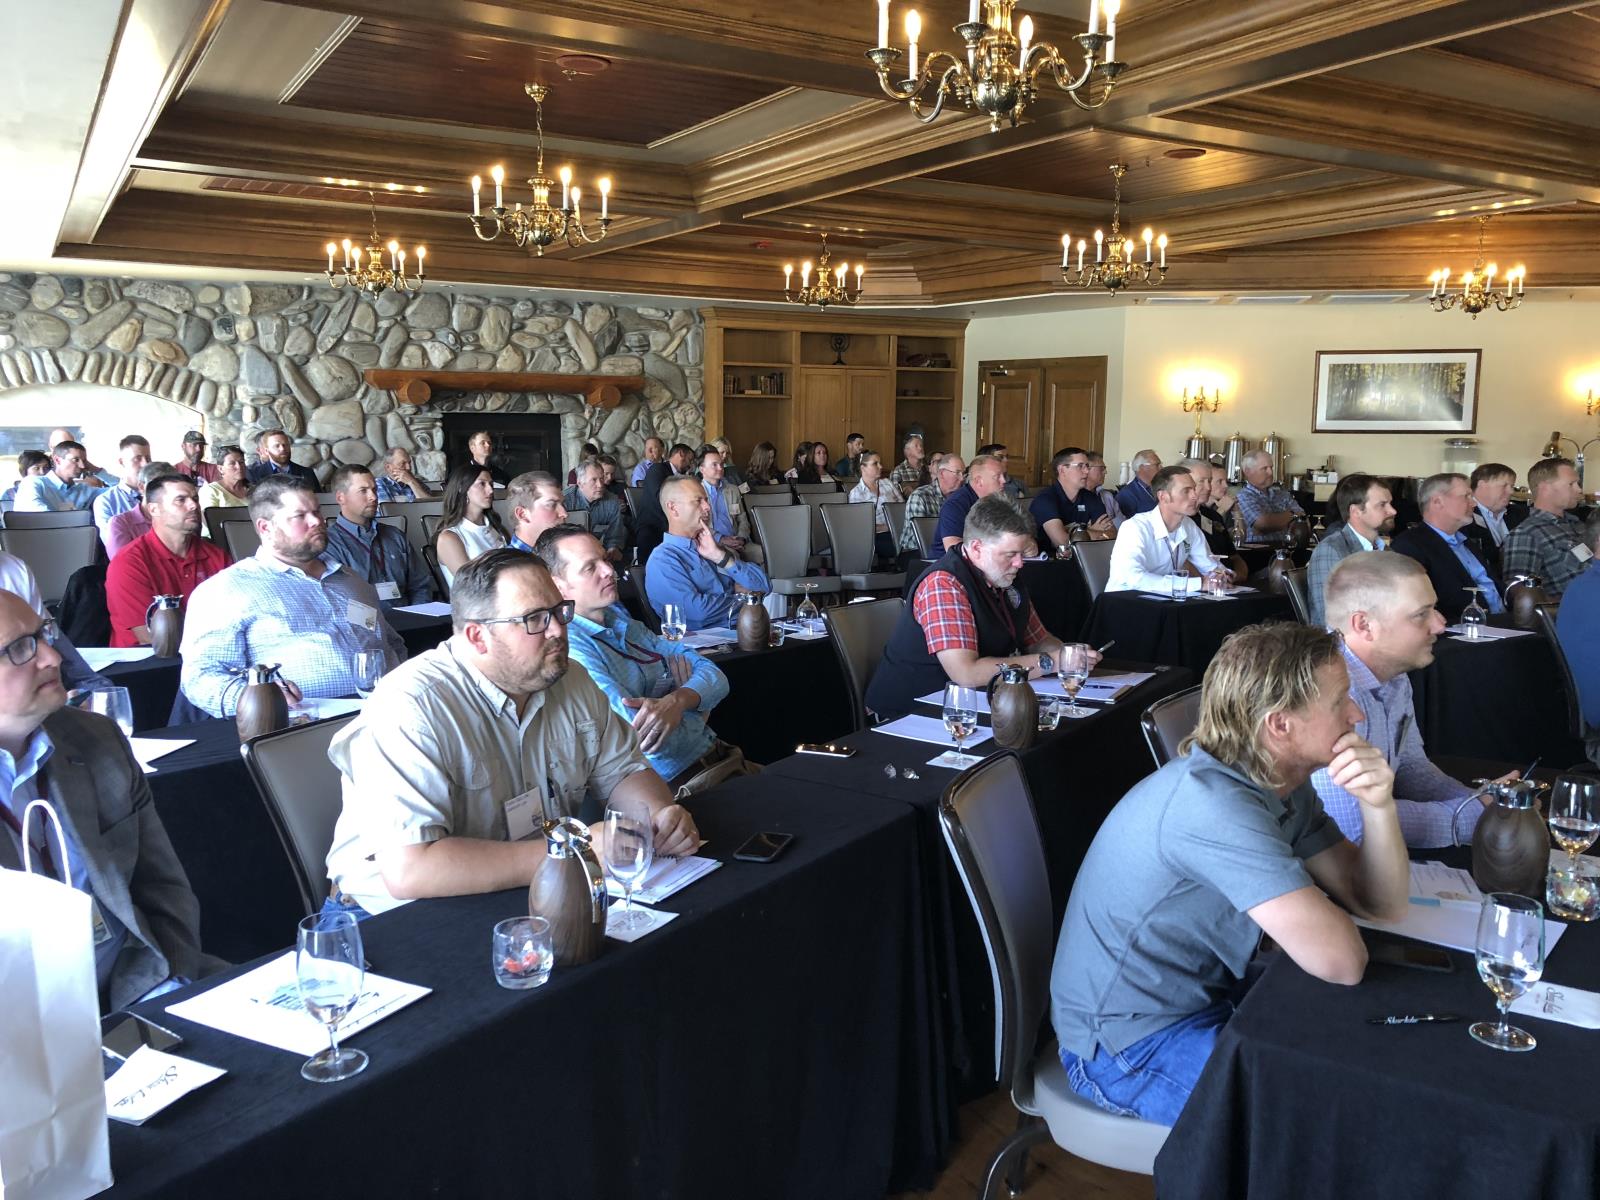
[1037,652,1053,674]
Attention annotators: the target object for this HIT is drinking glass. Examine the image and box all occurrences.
[941,683,980,757]
[604,800,654,933]
[351,650,385,699]
[1167,575,1189,602]
[1469,892,1545,1053]
[795,581,821,624]
[80,687,133,738]
[295,911,369,1083]
[660,603,686,642]
[1056,644,1093,720]
[1547,776,1600,920]
[492,916,553,989]
[1460,587,1488,639]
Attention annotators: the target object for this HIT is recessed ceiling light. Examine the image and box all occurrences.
[1163,147,1206,160]
[555,53,610,78]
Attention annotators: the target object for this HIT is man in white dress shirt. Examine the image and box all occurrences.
[1107,465,1225,594]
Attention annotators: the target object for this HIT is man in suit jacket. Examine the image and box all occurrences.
[632,443,693,563]
[1391,472,1504,624]
[0,589,221,1011]
[1466,462,1516,577]
[1305,474,1395,626]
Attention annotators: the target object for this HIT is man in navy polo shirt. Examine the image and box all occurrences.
[1030,446,1114,553]
[935,453,1008,550]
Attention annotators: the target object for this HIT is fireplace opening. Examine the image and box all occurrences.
[439,413,564,483]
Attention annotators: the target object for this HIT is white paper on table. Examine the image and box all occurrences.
[1549,847,1600,869]
[927,750,984,771]
[1408,860,1482,905]
[1443,624,1536,640]
[775,625,828,641]
[128,736,195,776]
[104,1045,226,1125]
[80,646,157,669]
[395,601,452,617]
[166,951,431,1056]
[1508,981,1600,1029]
[605,854,720,905]
[873,713,993,749]
[1355,906,1567,957]
[682,628,738,648]
[293,697,364,721]
[605,905,679,943]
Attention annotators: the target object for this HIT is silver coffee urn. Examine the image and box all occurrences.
[1223,432,1250,483]
[1261,432,1290,484]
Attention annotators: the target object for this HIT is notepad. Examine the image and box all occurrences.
[605,854,721,905]
[80,647,157,669]
[682,628,738,648]
[396,601,452,617]
[1355,905,1566,958]
[873,713,994,749]
[1443,624,1536,640]
[128,736,194,775]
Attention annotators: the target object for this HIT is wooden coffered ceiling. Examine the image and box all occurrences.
[30,0,1600,307]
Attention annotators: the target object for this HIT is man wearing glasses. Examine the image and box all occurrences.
[324,549,698,917]
[0,591,220,1011]
[900,452,963,563]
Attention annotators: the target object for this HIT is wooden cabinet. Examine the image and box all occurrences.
[796,368,894,461]
[976,356,1107,488]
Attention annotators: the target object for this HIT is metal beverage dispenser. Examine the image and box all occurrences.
[1223,433,1249,483]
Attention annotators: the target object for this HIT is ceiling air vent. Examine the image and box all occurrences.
[1322,293,1413,304]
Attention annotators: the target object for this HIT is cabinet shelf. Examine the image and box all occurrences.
[729,391,792,398]
[724,360,794,369]
[896,365,956,373]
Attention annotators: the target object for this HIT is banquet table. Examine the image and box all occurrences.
[1080,589,1294,674]
[107,775,945,1198]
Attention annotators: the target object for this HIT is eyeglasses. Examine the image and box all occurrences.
[0,619,59,666]
[467,600,576,636]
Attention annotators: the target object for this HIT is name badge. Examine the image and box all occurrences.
[1574,544,1594,563]
[503,788,542,842]
[374,581,401,601]
[737,481,750,495]
[90,899,114,946]
[347,599,378,631]
[1199,515,1214,534]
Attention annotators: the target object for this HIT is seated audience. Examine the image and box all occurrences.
[563,459,629,561]
[1183,459,1248,581]
[1031,447,1113,552]
[13,440,98,511]
[174,430,219,485]
[891,434,929,498]
[1555,510,1600,766]
[92,435,152,550]
[539,526,747,789]
[1391,472,1503,623]
[2,450,50,503]
[977,443,1028,502]
[794,440,835,486]
[837,433,866,482]
[633,442,694,563]
[1235,450,1305,541]
[376,446,434,502]
[565,443,599,487]
[1106,465,1225,594]
[0,551,114,694]
[630,436,665,487]
[1503,456,1587,598]
[105,461,172,558]
[597,454,628,506]
[866,497,1085,720]
[0,589,224,1010]
[247,429,316,484]
[1467,462,1516,574]
[901,452,963,560]
[197,446,251,519]
[935,453,1007,550]
[1087,451,1126,528]
[697,445,760,564]
[645,477,769,631]
[462,429,510,487]
[180,477,404,717]
[711,438,745,489]
[105,473,230,648]
[847,450,902,561]
[322,464,435,610]
[783,440,813,482]
[48,428,110,483]
[1314,553,1513,845]
[1305,473,1394,626]
[434,463,509,588]
[506,471,569,553]
[1115,449,1162,516]
[1051,622,1407,1125]
[745,441,782,487]
[323,549,698,917]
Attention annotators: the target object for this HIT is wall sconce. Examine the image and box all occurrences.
[1587,389,1596,418]
[1180,386,1221,415]
[1543,428,1600,491]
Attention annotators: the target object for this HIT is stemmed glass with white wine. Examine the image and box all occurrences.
[1547,775,1600,921]
[295,911,369,1083]
[1056,643,1093,720]
[942,683,980,759]
[1460,587,1489,639]
[1470,892,1545,1053]
[604,799,655,933]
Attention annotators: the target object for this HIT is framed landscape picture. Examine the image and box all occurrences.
[1312,349,1480,433]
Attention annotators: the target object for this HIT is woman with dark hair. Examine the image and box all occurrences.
[796,441,835,486]
[434,463,508,587]
[783,441,814,482]
[745,442,781,486]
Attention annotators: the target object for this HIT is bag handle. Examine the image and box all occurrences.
[21,798,72,880]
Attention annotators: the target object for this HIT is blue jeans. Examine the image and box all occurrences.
[1061,1000,1231,1126]
[320,892,373,922]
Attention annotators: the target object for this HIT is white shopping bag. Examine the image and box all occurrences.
[0,800,113,1200]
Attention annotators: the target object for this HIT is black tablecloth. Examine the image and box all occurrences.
[109,777,942,1199]
[904,557,1091,644]
[104,654,181,732]
[1081,590,1294,675]
[702,635,854,762]
[380,607,453,657]
[1411,631,1584,768]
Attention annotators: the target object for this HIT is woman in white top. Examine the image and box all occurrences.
[198,447,251,510]
[847,451,901,561]
[434,463,508,587]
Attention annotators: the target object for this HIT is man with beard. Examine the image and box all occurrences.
[322,464,435,609]
[105,473,230,647]
[179,477,403,717]
[322,548,697,917]
[1305,473,1395,627]
[1106,465,1227,594]
[247,429,316,484]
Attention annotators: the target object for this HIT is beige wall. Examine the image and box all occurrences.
[964,299,1600,485]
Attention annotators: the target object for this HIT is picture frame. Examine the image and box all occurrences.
[1311,349,1480,434]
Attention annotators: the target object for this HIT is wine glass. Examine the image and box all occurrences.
[941,683,980,758]
[351,650,385,699]
[1461,587,1488,639]
[1549,775,1600,866]
[795,581,820,624]
[1469,892,1545,1053]
[1056,644,1092,720]
[79,687,134,738]
[295,911,369,1083]
[660,603,686,642]
[604,800,655,933]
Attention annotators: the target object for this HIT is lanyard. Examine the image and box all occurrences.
[606,635,664,667]
[0,764,56,879]
[346,525,388,573]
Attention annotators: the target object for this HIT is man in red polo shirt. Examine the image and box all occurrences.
[105,473,230,648]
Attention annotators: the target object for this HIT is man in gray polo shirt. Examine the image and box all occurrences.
[1050,623,1409,1125]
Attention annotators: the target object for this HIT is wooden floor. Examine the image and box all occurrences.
[888,1088,1156,1200]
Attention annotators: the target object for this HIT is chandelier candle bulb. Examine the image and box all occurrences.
[599,177,611,220]
[1095,229,1103,262]
[559,165,572,210]
[1019,15,1032,66]
[1143,227,1153,262]
[855,262,864,283]
[906,9,920,78]
[969,0,979,21]
[416,247,425,271]
[1061,234,1070,267]
[802,262,812,286]
[471,175,481,216]
[491,165,504,209]
[1105,0,1118,58]
[1158,233,1167,268]
[879,0,891,48]
[325,243,336,271]
[1077,239,1085,272]
[1088,0,1099,35]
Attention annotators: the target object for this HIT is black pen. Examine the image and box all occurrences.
[1522,757,1540,780]
[1365,1013,1461,1025]
[1095,640,1116,654]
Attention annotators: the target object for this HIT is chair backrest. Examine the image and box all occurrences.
[749,505,811,579]
[203,505,249,544]
[318,502,341,523]
[3,509,94,529]
[222,520,262,561]
[808,503,832,558]
[1533,602,1588,740]
[821,501,878,575]
[824,596,904,730]
[1281,567,1311,624]
[882,501,908,547]
[314,492,337,505]
[749,484,792,495]
[492,497,514,527]
[389,499,443,552]
[241,713,360,916]
[793,481,839,496]
[421,513,444,544]
[566,508,591,531]
[625,485,645,514]
[0,527,99,605]
[743,491,794,509]
[421,543,449,596]
[1074,539,1115,604]
[376,514,406,536]
[911,515,939,558]
[938,752,1054,1090]
[1140,684,1202,768]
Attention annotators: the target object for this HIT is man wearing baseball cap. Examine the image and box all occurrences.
[174,431,218,484]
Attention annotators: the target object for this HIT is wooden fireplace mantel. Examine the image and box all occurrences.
[363,369,646,409]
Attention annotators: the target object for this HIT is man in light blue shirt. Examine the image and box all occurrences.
[645,476,768,631]
[1555,512,1600,767]
[538,526,742,787]
[1391,472,1504,624]
[13,440,101,512]
[91,434,151,548]
[630,436,665,486]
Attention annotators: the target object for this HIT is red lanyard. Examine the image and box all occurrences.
[346,526,387,573]
[608,638,664,667]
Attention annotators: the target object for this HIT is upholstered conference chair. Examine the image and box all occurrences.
[823,596,903,731]
[748,505,842,607]
[1073,539,1115,605]
[1281,567,1311,624]
[821,501,905,597]
[1139,685,1203,769]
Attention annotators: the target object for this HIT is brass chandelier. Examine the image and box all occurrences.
[1060,163,1167,293]
[323,191,425,295]
[1427,216,1525,318]
[867,0,1125,131]
[783,235,864,309]
[469,83,612,255]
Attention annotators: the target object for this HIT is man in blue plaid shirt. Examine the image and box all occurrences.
[374,446,434,503]
[1235,450,1304,542]
[1502,456,1588,598]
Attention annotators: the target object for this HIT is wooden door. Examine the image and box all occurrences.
[847,369,895,463]
[978,365,1043,486]
[795,368,848,461]
[1042,358,1108,472]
